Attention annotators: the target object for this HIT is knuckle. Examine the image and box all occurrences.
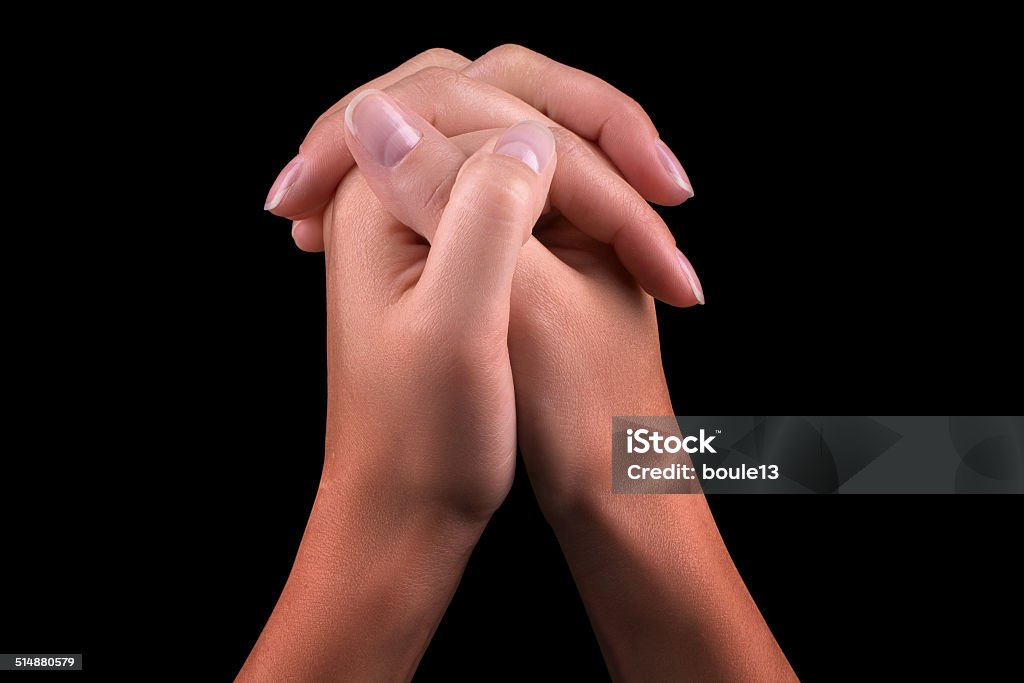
[414,47,466,66]
[551,127,592,163]
[621,193,667,244]
[421,173,455,219]
[550,126,618,186]
[615,96,650,124]
[495,171,537,209]
[598,180,663,246]
[624,192,658,232]
[550,125,578,146]
[412,65,461,90]
[458,159,536,219]
[489,43,531,66]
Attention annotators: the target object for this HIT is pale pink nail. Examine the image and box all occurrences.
[345,90,422,167]
[265,154,304,211]
[494,121,555,174]
[656,139,694,198]
[675,248,705,305]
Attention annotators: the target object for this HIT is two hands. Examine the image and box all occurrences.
[242,46,793,682]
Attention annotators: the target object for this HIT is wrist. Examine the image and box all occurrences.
[314,462,491,552]
[239,444,489,681]
[524,398,677,525]
[323,420,507,526]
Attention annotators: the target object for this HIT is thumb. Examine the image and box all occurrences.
[417,121,556,325]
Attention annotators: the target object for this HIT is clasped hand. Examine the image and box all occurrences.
[241,46,793,683]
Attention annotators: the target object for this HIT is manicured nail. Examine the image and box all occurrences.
[655,139,694,198]
[494,121,555,174]
[265,155,305,211]
[345,90,423,166]
[675,248,705,305]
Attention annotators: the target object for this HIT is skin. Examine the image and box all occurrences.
[264,46,702,308]
[240,123,557,680]
[246,48,795,681]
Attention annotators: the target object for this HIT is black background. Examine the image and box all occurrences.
[2,20,1019,681]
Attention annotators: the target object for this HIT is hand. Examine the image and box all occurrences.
[337,89,678,512]
[320,117,556,516]
[265,45,702,308]
[343,94,795,681]
[239,121,556,680]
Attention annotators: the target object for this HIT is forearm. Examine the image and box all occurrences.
[541,418,795,683]
[238,465,485,682]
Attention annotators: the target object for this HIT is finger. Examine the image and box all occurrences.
[340,93,702,308]
[447,129,704,307]
[342,89,465,240]
[416,122,556,325]
[278,68,552,222]
[464,44,692,206]
[265,48,469,216]
[544,128,703,307]
[291,218,324,252]
[315,48,469,124]
[321,169,433,310]
[270,53,693,223]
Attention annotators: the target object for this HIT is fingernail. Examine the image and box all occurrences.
[291,220,300,240]
[494,121,555,174]
[345,90,423,167]
[675,248,705,305]
[265,154,304,211]
[655,139,694,198]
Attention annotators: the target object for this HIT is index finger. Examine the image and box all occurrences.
[267,46,692,221]
[464,44,693,206]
